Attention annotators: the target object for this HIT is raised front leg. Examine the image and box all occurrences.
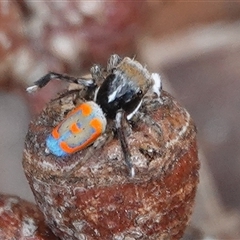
[26,72,96,93]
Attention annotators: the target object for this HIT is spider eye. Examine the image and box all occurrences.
[137,90,143,96]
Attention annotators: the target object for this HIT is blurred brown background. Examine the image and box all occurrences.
[0,1,240,239]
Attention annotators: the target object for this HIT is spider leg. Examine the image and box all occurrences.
[26,72,96,93]
[90,64,105,85]
[115,110,135,178]
[107,54,122,72]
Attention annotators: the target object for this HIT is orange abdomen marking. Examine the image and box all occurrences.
[70,122,82,134]
[46,101,107,157]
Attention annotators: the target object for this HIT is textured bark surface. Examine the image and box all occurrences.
[23,90,199,240]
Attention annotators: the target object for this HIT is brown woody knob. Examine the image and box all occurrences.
[0,194,58,239]
[23,90,199,239]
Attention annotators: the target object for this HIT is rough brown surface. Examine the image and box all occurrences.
[0,194,58,240]
[23,90,199,240]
